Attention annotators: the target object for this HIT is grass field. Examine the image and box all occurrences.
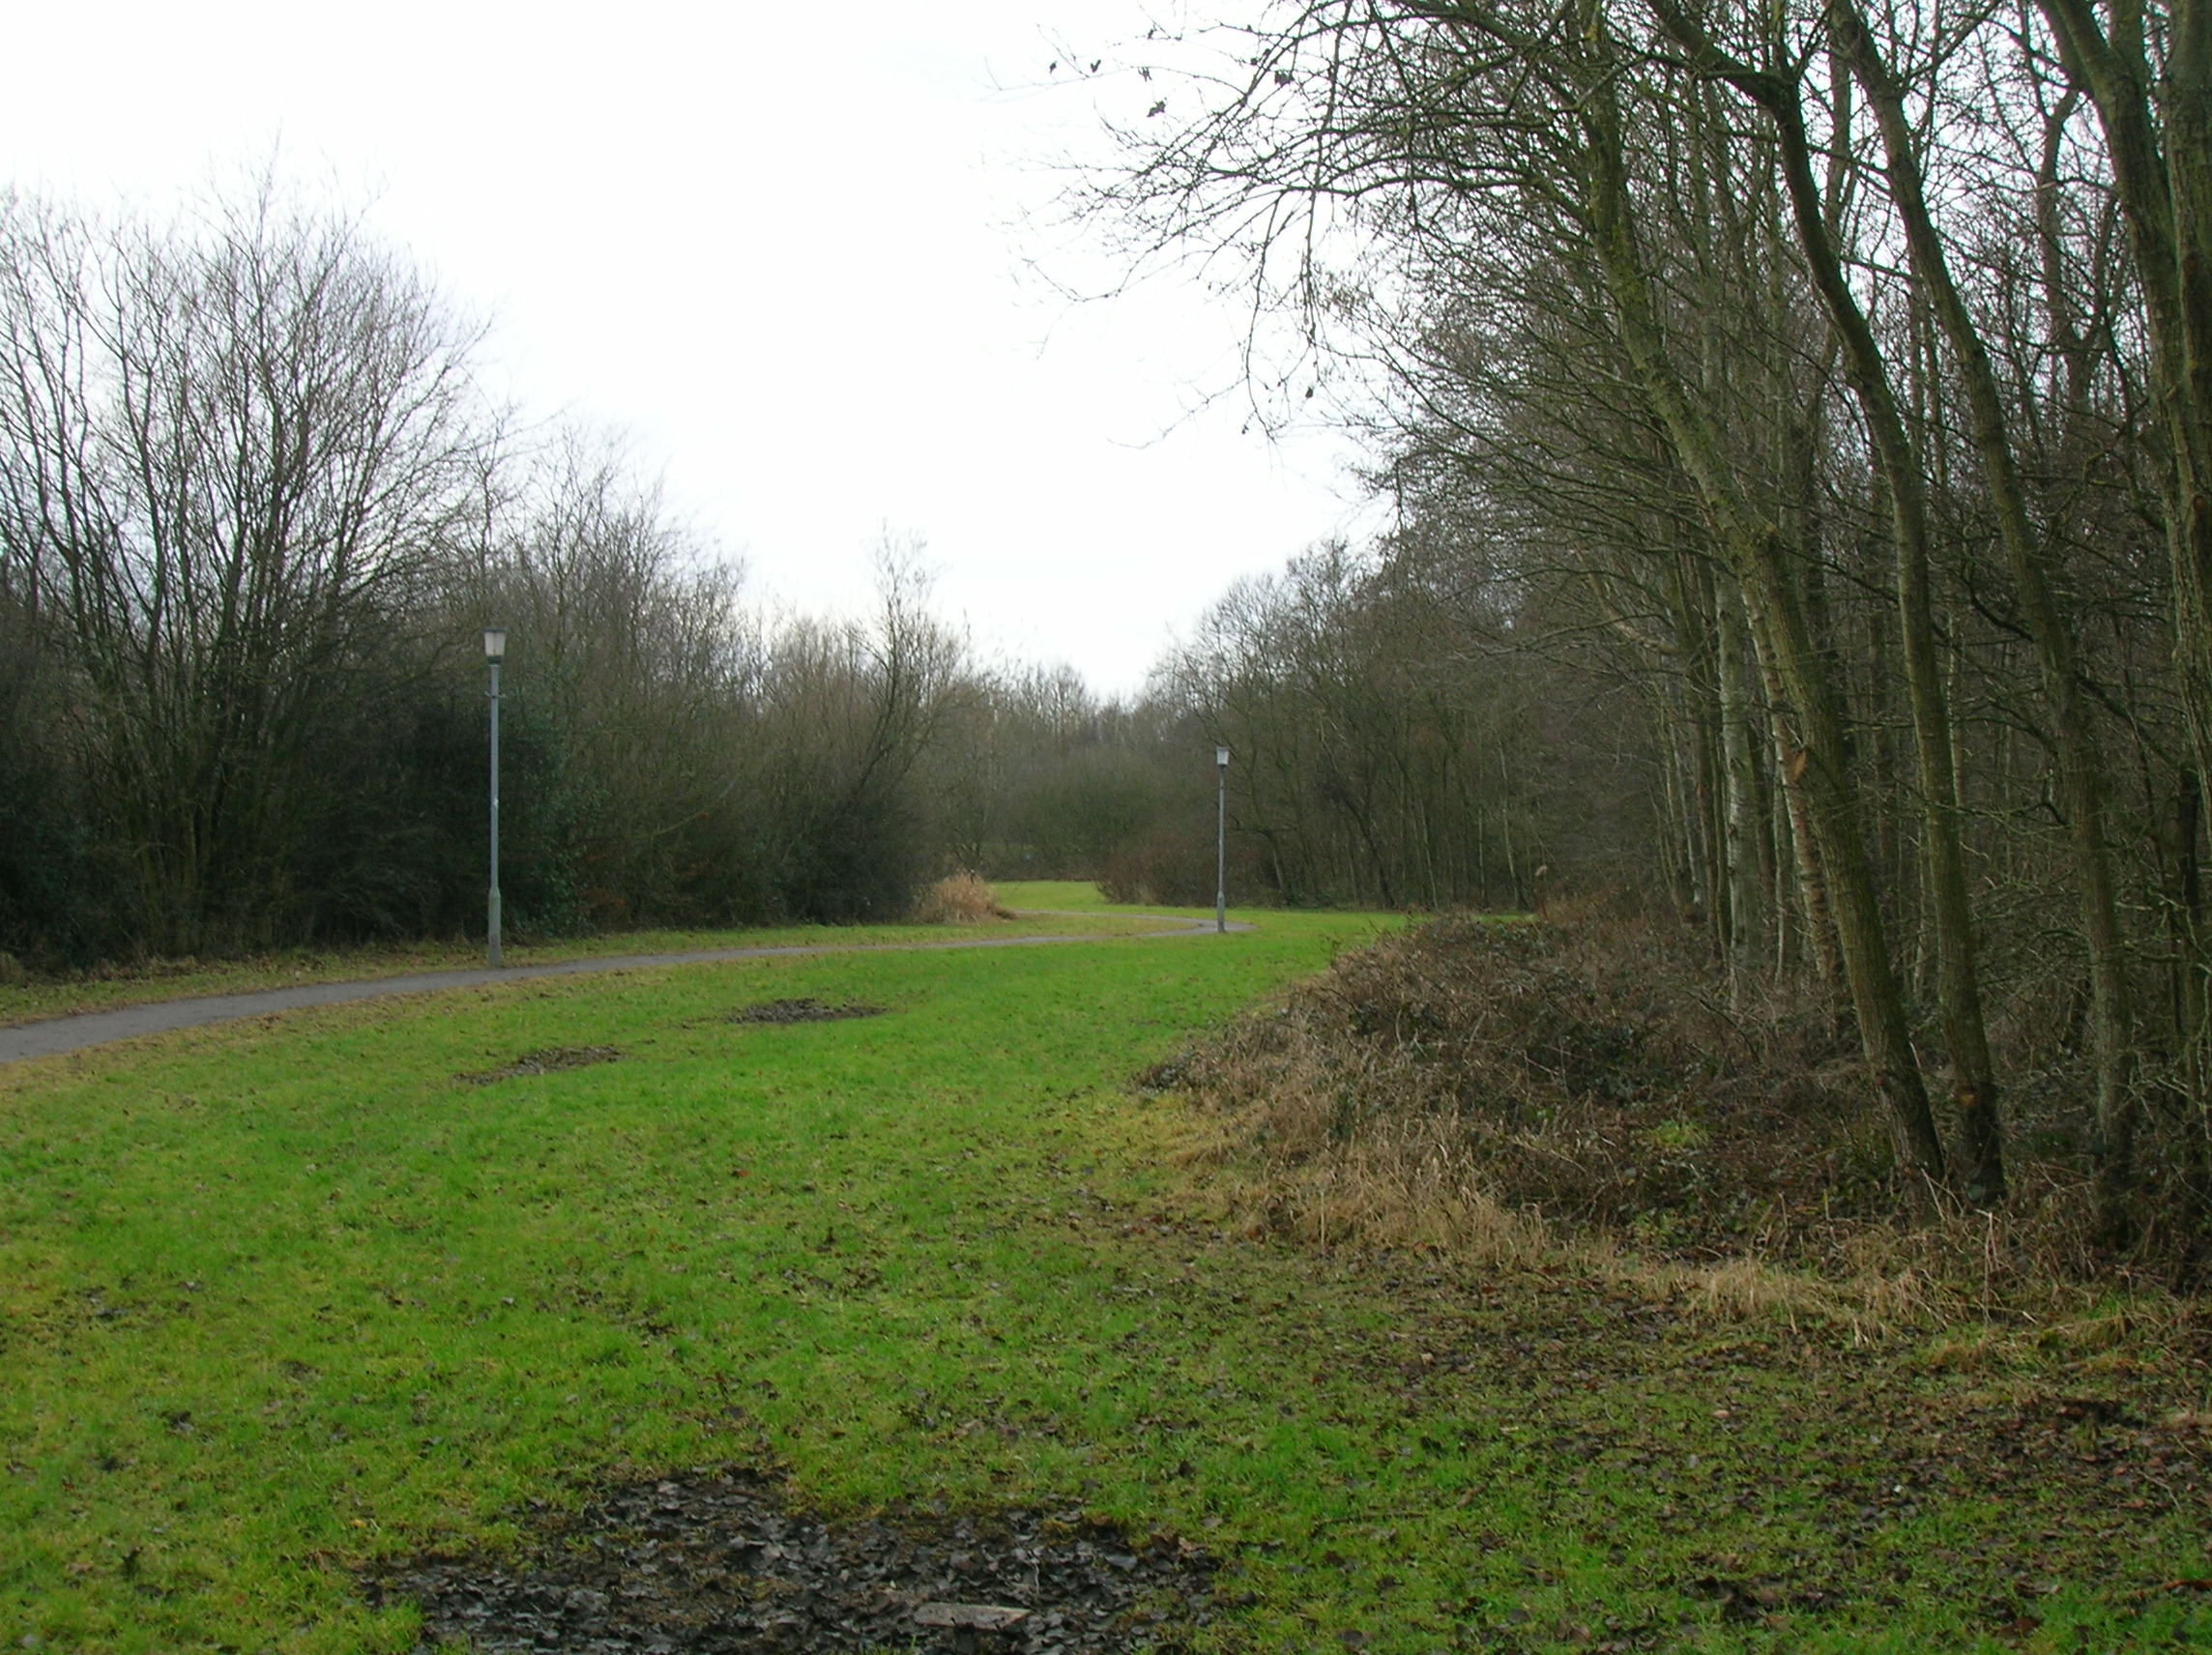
[0,888,1186,1028]
[2,886,2207,1653]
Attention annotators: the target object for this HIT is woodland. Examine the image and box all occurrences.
[1074,0,2212,1263]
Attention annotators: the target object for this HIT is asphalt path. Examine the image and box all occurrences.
[0,913,1244,1066]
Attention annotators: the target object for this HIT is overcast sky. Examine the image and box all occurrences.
[0,1,1371,693]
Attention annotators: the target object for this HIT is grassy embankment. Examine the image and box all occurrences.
[2,884,2206,1652]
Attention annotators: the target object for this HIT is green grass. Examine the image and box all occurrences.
[0,887,1176,1027]
[995,879,1133,914]
[2,889,2207,1653]
[995,879,1265,921]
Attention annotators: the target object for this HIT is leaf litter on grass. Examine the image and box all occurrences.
[379,1464,1219,1654]
[1234,1245,2212,1647]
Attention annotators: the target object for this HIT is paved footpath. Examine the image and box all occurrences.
[0,915,1242,1065]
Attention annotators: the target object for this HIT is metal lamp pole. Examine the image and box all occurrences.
[1215,744,1230,934]
[484,627,507,968]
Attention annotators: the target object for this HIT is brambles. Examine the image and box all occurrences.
[1156,912,2206,1309]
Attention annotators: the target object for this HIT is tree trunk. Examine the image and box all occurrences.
[1833,0,2134,1220]
[1663,24,2008,1199]
[1581,75,1950,1188]
[1716,577,1766,1002]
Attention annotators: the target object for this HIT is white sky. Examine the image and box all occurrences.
[0,1,1372,694]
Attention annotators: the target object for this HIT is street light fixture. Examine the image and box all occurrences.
[1215,744,1231,935]
[484,627,507,968]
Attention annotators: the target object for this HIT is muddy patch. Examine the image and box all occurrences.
[460,1046,624,1085]
[378,1465,1219,1653]
[730,999,888,1026]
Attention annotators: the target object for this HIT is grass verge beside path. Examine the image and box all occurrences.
[0,884,1179,1028]
[2,899,2206,1653]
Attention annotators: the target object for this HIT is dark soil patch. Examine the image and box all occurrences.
[461,1046,624,1085]
[730,999,888,1026]
[378,1465,1218,1653]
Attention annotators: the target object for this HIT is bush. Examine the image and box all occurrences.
[911,871,1012,924]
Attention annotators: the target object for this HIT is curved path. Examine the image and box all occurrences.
[0,914,1244,1066]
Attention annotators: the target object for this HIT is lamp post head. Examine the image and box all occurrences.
[482,627,507,663]
[1215,745,1231,768]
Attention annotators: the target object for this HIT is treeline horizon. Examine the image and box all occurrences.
[0,178,1588,980]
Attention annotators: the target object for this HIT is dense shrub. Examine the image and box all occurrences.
[1156,908,2212,1296]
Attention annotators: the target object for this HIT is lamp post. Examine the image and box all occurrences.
[1215,744,1230,934]
[484,627,507,968]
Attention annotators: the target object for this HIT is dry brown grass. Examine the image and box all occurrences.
[910,871,1014,925]
[1141,906,2205,1335]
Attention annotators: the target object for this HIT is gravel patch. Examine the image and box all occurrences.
[377,1466,1220,1653]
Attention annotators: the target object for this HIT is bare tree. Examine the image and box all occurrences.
[0,180,490,952]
